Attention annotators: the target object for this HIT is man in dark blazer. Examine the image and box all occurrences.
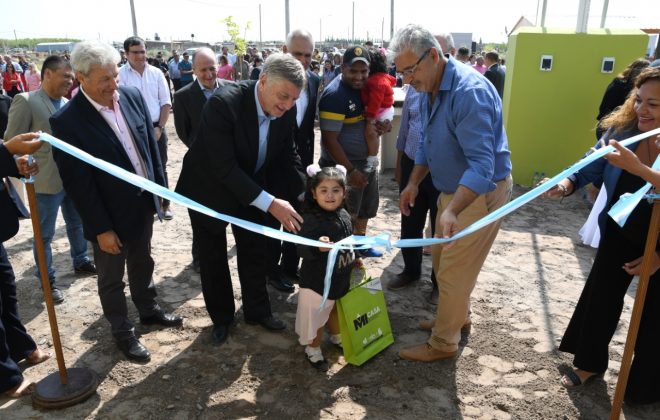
[50,41,182,363]
[267,29,321,291]
[484,51,505,99]
[0,93,11,137]
[0,133,51,398]
[173,47,227,272]
[176,53,306,346]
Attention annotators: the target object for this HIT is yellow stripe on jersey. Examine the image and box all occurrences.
[319,111,345,121]
[344,115,365,124]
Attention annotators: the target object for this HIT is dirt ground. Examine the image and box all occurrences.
[2,121,660,420]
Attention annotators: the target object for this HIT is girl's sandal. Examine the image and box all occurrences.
[561,370,601,388]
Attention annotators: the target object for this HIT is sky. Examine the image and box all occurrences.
[0,0,657,45]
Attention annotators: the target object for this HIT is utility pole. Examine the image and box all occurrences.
[576,0,591,33]
[129,0,138,36]
[285,0,290,40]
[390,0,394,39]
[381,17,384,45]
[320,18,322,44]
[259,4,263,48]
[600,0,610,28]
[352,2,355,44]
[540,0,548,27]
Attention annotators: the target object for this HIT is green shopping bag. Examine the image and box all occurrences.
[336,269,394,366]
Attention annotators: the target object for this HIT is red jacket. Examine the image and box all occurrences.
[361,72,396,119]
[3,72,23,93]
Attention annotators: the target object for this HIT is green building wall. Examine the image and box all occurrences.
[503,28,647,186]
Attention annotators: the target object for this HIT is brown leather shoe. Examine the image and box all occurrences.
[399,343,457,362]
[387,272,419,290]
[418,319,472,333]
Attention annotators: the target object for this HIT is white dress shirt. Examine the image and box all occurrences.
[80,87,147,178]
[118,63,171,123]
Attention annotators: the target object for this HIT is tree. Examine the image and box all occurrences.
[221,16,250,56]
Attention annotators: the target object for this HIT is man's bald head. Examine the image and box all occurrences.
[192,47,218,89]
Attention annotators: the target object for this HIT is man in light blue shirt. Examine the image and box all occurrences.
[391,25,513,363]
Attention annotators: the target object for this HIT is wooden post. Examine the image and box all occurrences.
[25,182,68,384]
[609,199,660,419]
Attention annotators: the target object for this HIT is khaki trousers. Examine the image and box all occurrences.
[429,175,512,352]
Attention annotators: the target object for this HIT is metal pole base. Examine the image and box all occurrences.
[31,368,99,409]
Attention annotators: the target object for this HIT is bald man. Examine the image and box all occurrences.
[173,47,228,272]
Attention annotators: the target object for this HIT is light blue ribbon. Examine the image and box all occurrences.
[39,127,660,308]
[608,153,660,226]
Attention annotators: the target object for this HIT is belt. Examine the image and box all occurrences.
[153,122,160,128]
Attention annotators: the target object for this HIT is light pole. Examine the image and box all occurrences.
[352,2,355,44]
[129,0,138,36]
[285,0,290,40]
[259,4,263,49]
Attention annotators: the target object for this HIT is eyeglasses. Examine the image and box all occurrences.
[397,48,431,78]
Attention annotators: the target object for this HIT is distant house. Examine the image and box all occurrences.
[508,16,534,37]
[36,42,76,53]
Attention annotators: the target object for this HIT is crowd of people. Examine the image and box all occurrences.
[0,23,659,409]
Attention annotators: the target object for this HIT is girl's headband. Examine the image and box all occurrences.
[306,163,347,178]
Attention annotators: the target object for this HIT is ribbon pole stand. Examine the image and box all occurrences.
[23,170,98,409]
[609,199,660,419]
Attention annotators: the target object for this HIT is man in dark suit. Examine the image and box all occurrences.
[173,47,226,148]
[173,47,227,272]
[0,93,11,136]
[266,29,321,292]
[176,53,306,346]
[484,51,505,99]
[1,133,51,398]
[50,40,182,363]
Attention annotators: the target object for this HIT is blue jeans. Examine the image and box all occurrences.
[33,191,90,284]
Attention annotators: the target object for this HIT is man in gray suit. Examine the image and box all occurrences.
[4,55,96,304]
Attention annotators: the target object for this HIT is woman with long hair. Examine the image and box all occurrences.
[545,67,660,405]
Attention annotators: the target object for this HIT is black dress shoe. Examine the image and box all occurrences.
[116,335,151,362]
[74,260,97,274]
[387,272,420,291]
[140,310,183,327]
[267,273,295,292]
[245,316,286,331]
[211,324,229,346]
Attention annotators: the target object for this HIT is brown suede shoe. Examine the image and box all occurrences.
[399,343,457,362]
[418,319,472,333]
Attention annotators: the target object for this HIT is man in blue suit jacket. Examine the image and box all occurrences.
[50,41,182,363]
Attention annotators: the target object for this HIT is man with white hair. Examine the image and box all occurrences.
[392,25,512,362]
[176,53,306,346]
[51,40,182,363]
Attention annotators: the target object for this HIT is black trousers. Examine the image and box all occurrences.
[92,202,159,339]
[156,128,170,208]
[191,208,273,327]
[171,78,182,92]
[559,218,660,404]
[267,204,300,277]
[0,244,37,393]
[399,154,439,280]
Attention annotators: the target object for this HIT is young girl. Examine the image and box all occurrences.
[295,165,356,371]
[361,49,396,171]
